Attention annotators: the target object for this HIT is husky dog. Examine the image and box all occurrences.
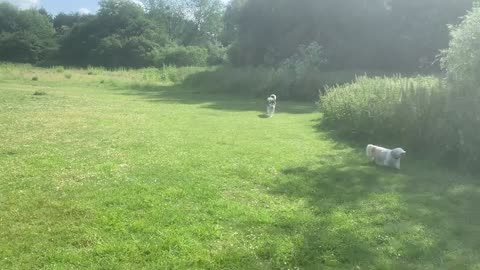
[267,94,277,117]
[366,144,406,169]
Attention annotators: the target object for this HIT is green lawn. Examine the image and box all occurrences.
[1,64,479,269]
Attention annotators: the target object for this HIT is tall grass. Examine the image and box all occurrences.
[0,62,208,86]
[321,76,480,171]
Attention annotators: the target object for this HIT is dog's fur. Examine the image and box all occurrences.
[366,144,406,169]
[267,94,276,117]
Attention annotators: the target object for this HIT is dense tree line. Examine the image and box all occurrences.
[0,0,474,70]
[0,3,56,63]
[227,0,473,71]
[0,0,225,67]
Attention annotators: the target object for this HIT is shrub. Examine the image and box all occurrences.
[86,66,105,76]
[438,6,480,169]
[31,76,39,81]
[184,66,276,97]
[185,65,389,100]
[320,75,480,171]
[272,42,328,99]
[64,73,72,79]
[138,66,207,83]
[206,43,227,65]
[441,7,480,91]
[321,76,441,144]
[156,46,209,67]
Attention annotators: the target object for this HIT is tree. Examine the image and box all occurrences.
[53,12,94,32]
[0,3,56,63]
[142,0,225,46]
[0,2,20,33]
[438,5,480,170]
[441,5,480,91]
[58,0,169,67]
[226,0,471,70]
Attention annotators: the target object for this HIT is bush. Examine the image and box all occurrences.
[64,73,72,79]
[185,65,391,100]
[31,76,39,81]
[187,42,333,100]
[321,76,441,143]
[320,75,480,171]
[139,66,207,83]
[184,66,274,96]
[206,43,227,65]
[156,46,208,67]
[441,7,480,91]
[86,66,105,76]
[438,6,480,170]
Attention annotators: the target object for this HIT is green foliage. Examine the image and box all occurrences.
[0,0,473,73]
[273,42,327,98]
[54,66,65,73]
[322,76,441,142]
[53,12,94,32]
[1,0,472,72]
[0,3,56,64]
[57,0,170,68]
[136,65,207,83]
[158,46,209,67]
[227,0,471,70]
[279,42,326,71]
[441,7,480,90]
[0,2,18,33]
[186,66,275,96]
[52,0,227,68]
[187,0,225,44]
[142,0,225,46]
[321,75,480,171]
[437,6,480,170]
[185,65,389,100]
[205,42,227,65]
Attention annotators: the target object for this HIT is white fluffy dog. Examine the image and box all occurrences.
[366,144,406,169]
[267,94,277,117]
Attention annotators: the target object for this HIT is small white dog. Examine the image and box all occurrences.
[366,144,406,169]
[267,94,277,117]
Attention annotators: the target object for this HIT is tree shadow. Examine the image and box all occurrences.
[108,82,318,115]
[102,72,480,268]
[269,152,480,268]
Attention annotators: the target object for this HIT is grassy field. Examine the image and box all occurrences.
[1,64,479,269]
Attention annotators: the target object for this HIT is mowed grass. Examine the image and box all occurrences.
[1,64,479,269]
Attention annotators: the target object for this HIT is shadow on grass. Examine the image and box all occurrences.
[109,81,318,115]
[102,71,480,268]
[258,114,270,119]
[270,151,480,268]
